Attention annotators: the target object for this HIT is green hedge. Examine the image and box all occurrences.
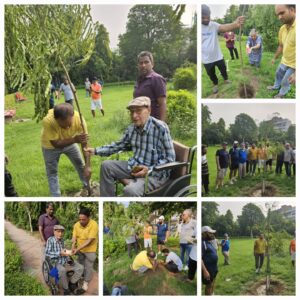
[173,66,197,90]
[5,233,48,295]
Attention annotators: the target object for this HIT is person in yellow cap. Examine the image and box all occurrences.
[84,96,175,197]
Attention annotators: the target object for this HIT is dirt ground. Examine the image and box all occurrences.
[5,220,98,295]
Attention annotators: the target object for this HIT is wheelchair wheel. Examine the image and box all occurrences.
[173,184,197,197]
[42,261,50,284]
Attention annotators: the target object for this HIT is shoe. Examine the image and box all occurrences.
[183,265,189,271]
[63,289,71,295]
[82,281,88,292]
[274,93,284,99]
[69,282,77,292]
[267,85,278,91]
[224,80,232,84]
[255,268,259,274]
[229,180,234,185]
[213,86,218,94]
[101,109,105,116]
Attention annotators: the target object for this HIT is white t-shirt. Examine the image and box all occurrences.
[166,251,183,271]
[202,21,223,64]
[180,219,197,244]
[189,228,197,261]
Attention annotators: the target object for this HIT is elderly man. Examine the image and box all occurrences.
[131,250,158,273]
[72,208,98,292]
[84,96,175,197]
[45,225,84,295]
[41,103,90,197]
[180,209,197,271]
[38,202,59,247]
[267,5,296,98]
[202,226,218,296]
[202,4,245,94]
[133,51,167,121]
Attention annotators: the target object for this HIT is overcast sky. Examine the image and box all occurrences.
[204,201,296,220]
[91,5,196,49]
[204,103,296,128]
[206,4,231,19]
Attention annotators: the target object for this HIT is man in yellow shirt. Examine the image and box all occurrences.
[248,143,258,176]
[254,233,267,274]
[72,207,98,292]
[41,103,90,196]
[267,5,296,98]
[131,250,157,273]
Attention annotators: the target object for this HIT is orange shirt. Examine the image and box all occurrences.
[90,83,102,100]
[290,239,296,252]
[144,225,152,239]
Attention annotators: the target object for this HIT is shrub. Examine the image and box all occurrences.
[268,232,291,256]
[5,234,22,274]
[5,272,48,295]
[104,237,126,259]
[167,90,197,139]
[173,67,197,90]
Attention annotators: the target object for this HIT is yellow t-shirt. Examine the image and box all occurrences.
[248,148,258,160]
[132,250,153,271]
[72,219,98,253]
[41,109,88,149]
[279,20,296,68]
[254,239,267,254]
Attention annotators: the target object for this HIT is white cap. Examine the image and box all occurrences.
[233,141,239,144]
[202,226,216,234]
[158,215,165,220]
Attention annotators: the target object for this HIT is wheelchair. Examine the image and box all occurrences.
[115,141,197,197]
[42,256,84,295]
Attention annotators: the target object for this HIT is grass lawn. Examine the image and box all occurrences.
[202,238,295,295]
[202,145,295,197]
[201,36,296,99]
[104,240,197,295]
[5,84,197,196]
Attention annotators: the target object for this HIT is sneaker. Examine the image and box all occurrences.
[183,265,189,271]
[224,80,232,84]
[63,289,71,295]
[229,180,234,185]
[101,109,105,116]
[255,268,259,274]
[82,281,89,292]
[213,86,218,94]
[267,85,278,91]
[274,93,284,99]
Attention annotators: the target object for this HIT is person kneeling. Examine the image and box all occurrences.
[131,250,157,273]
[45,225,84,295]
[161,248,183,273]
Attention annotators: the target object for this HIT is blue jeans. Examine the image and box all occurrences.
[273,63,295,96]
[42,144,86,196]
[180,243,193,265]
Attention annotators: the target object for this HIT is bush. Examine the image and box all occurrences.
[167,90,196,139]
[268,232,291,256]
[173,67,197,90]
[5,234,22,274]
[5,272,48,295]
[104,237,126,259]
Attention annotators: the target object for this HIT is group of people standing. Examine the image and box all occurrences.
[202,141,295,194]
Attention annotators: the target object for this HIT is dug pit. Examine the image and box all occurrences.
[247,182,277,197]
[246,278,285,295]
[239,83,255,98]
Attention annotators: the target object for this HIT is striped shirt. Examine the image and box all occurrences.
[95,116,175,179]
[45,236,67,265]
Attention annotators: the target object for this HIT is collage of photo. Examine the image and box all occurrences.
[1,1,297,299]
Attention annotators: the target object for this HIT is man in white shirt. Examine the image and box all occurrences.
[202,5,245,94]
[161,248,183,273]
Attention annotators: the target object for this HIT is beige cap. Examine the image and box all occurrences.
[127,96,151,109]
[54,225,65,231]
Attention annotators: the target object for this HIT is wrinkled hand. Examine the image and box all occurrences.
[74,133,88,144]
[235,16,245,26]
[84,166,92,179]
[131,165,148,178]
[84,147,96,156]
[288,73,295,84]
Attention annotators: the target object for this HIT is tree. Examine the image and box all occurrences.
[237,203,265,237]
[202,202,219,227]
[229,113,258,143]
[5,5,96,120]
[285,125,296,145]
[118,5,189,80]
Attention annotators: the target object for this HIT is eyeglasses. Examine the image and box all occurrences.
[128,107,148,115]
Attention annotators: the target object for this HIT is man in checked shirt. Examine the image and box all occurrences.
[84,96,175,197]
[45,225,84,295]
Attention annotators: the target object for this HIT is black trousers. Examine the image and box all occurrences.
[165,262,179,273]
[203,59,228,85]
[228,47,239,59]
[202,174,209,194]
[188,257,197,280]
[276,160,283,174]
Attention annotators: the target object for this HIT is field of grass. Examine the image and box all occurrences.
[202,145,295,197]
[201,36,296,99]
[5,84,196,196]
[104,239,197,295]
[202,238,295,295]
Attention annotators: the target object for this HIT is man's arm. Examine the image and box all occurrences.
[271,44,283,64]
[38,226,46,245]
[73,238,95,254]
[201,259,210,280]
[216,155,220,171]
[218,16,245,33]
[50,133,88,149]
[157,96,167,122]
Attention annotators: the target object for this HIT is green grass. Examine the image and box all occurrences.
[202,145,295,197]
[104,241,197,295]
[201,36,295,99]
[5,84,196,196]
[202,238,295,295]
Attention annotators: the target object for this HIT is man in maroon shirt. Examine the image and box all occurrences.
[133,51,167,121]
[38,202,59,246]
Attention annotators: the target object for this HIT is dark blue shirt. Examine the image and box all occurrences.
[221,239,230,252]
[202,240,218,276]
[156,223,168,240]
[216,149,229,169]
[229,147,239,166]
